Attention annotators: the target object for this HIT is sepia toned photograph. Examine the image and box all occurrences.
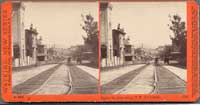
[11,1,98,94]
[100,2,187,94]
[1,0,199,102]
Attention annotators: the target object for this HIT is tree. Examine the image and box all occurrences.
[168,14,187,65]
[81,14,98,64]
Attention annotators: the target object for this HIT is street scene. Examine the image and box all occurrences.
[100,2,187,94]
[12,1,98,94]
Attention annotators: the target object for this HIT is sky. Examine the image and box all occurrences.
[24,2,98,48]
[110,2,186,49]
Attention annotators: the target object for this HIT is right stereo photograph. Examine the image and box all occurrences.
[100,2,187,94]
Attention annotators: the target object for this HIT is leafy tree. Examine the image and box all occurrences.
[168,14,186,64]
[81,14,98,64]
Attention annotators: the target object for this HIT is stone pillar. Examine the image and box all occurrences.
[12,2,26,67]
[100,2,114,67]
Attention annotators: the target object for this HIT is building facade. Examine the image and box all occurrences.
[100,2,134,67]
[25,24,38,65]
[37,37,47,64]
[12,2,48,67]
[112,25,126,66]
[124,37,135,64]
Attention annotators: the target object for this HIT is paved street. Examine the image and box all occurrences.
[12,64,59,87]
[30,64,71,94]
[12,61,186,95]
[101,64,148,94]
[13,64,61,94]
[115,64,155,94]
[12,63,98,94]
[155,65,186,94]
[68,65,98,94]
[101,63,186,94]
[101,64,146,85]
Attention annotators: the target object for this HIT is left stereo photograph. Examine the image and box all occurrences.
[11,1,99,95]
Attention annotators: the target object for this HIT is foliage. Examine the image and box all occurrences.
[168,14,187,65]
[81,14,98,64]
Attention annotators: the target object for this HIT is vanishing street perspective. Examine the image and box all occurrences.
[12,1,98,94]
[100,2,187,94]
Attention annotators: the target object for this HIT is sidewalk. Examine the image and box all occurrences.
[12,64,58,87]
[115,64,155,94]
[31,64,71,94]
[163,65,187,82]
[101,64,145,85]
[76,65,98,79]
